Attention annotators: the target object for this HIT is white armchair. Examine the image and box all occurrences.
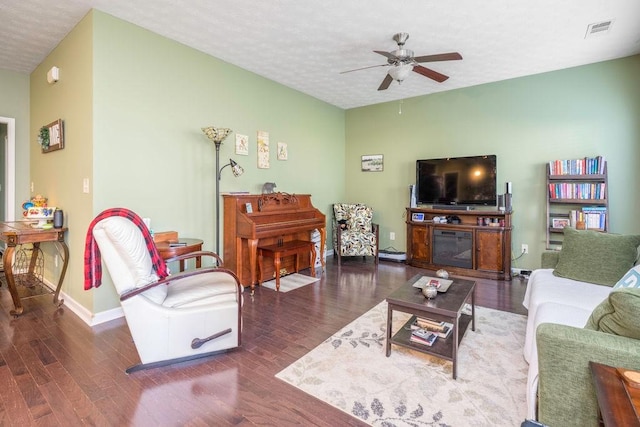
[89,213,242,373]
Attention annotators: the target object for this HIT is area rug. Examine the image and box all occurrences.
[276,301,527,426]
[261,273,319,292]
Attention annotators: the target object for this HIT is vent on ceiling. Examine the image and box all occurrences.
[585,20,614,38]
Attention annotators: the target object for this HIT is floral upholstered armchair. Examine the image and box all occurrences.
[332,203,379,266]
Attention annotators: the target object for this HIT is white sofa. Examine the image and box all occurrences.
[522,268,611,419]
[521,227,640,424]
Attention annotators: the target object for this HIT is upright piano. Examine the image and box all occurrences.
[223,193,326,287]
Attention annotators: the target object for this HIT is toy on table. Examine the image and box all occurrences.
[21,195,56,228]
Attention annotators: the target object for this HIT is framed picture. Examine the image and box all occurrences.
[41,119,64,153]
[235,134,249,155]
[245,202,253,214]
[277,142,288,160]
[552,218,570,229]
[411,212,425,222]
[361,154,383,172]
[257,130,270,169]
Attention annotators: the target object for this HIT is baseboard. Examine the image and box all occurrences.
[41,277,124,326]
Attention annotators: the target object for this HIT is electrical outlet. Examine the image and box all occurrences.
[83,178,90,193]
[521,244,529,254]
[31,181,34,192]
[390,232,396,241]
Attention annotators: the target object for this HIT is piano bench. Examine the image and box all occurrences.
[257,240,316,291]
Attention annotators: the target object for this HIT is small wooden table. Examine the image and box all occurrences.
[590,361,640,426]
[0,221,69,316]
[386,274,475,379]
[257,240,316,291]
[155,238,204,272]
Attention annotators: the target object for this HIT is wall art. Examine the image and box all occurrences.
[277,142,288,160]
[257,130,270,169]
[361,154,383,172]
[235,133,249,155]
[40,119,64,153]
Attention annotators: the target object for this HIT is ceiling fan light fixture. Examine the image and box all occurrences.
[388,63,413,83]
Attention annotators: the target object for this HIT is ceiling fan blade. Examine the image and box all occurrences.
[413,65,449,83]
[413,52,462,63]
[377,74,394,91]
[374,50,398,60]
[340,63,389,74]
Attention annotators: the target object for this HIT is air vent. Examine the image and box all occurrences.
[585,20,614,38]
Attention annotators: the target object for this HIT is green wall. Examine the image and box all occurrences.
[28,11,345,315]
[30,12,94,311]
[90,12,345,312]
[0,69,30,220]
[345,55,640,271]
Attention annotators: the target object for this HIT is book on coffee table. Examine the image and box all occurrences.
[411,317,453,339]
[410,328,438,346]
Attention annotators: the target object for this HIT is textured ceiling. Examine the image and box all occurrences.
[1,0,639,109]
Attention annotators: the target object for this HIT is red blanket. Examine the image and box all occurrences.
[84,208,169,290]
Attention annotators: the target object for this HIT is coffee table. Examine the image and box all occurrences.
[385,274,476,379]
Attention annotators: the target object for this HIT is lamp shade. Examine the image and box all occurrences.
[202,127,232,144]
[230,159,244,177]
[388,63,413,82]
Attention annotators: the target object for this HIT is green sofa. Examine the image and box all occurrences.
[525,229,640,426]
[537,321,640,426]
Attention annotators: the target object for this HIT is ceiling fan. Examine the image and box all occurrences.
[341,32,463,91]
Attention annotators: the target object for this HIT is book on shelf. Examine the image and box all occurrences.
[569,207,607,230]
[410,328,438,346]
[548,156,606,176]
[410,317,453,339]
[548,182,606,200]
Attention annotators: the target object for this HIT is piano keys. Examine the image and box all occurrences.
[223,193,326,288]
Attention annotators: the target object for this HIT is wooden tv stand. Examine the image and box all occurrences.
[406,207,512,281]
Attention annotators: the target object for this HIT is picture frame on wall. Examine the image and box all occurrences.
[41,119,64,153]
[277,142,288,160]
[361,154,383,172]
[257,130,270,169]
[235,134,249,155]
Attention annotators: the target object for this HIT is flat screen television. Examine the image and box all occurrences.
[416,155,497,207]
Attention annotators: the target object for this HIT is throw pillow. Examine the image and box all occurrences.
[553,228,640,286]
[346,204,373,232]
[613,265,640,289]
[584,288,640,339]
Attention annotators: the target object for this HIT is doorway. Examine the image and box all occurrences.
[0,117,15,222]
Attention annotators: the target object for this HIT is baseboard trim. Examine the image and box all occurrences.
[41,277,124,326]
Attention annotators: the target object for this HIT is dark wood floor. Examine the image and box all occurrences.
[0,259,528,426]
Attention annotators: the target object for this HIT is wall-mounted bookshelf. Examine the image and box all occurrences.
[546,157,608,250]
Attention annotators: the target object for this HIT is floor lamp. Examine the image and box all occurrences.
[202,127,244,254]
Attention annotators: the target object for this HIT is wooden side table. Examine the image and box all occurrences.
[590,361,640,426]
[155,238,204,272]
[257,240,316,291]
[0,221,68,316]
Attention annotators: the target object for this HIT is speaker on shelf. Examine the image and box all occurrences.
[505,193,512,212]
[53,209,64,228]
[497,194,505,211]
[506,181,513,194]
[409,184,417,208]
